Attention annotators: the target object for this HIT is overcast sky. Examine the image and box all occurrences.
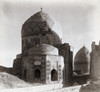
[0,0,100,67]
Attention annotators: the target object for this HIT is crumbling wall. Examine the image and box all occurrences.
[57,43,73,87]
[0,65,12,74]
[90,42,100,80]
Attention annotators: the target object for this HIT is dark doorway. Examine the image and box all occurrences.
[23,70,27,81]
[51,69,58,81]
[34,69,41,78]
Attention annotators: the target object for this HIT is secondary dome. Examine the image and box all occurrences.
[28,44,58,55]
[21,10,62,40]
[74,46,90,75]
[74,46,90,63]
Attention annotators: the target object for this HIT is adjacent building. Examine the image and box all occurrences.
[90,42,100,80]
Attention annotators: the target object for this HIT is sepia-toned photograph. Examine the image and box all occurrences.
[0,0,100,92]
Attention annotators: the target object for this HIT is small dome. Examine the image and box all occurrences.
[28,44,58,55]
[74,46,90,75]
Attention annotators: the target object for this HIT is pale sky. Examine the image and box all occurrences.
[0,0,100,67]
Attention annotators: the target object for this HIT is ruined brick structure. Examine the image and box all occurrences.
[90,42,100,80]
[0,66,12,74]
[57,43,73,86]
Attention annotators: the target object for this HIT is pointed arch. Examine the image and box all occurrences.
[51,69,58,81]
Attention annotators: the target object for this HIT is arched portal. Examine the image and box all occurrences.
[34,69,41,78]
[51,69,58,81]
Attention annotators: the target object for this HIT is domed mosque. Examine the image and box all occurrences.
[12,9,73,86]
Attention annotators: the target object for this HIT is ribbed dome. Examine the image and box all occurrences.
[28,44,58,55]
[74,46,90,63]
[22,11,62,40]
[74,46,90,75]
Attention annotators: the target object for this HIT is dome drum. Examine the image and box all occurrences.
[28,44,58,55]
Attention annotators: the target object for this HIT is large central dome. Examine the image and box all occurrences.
[21,10,63,53]
[25,11,54,27]
[22,10,62,40]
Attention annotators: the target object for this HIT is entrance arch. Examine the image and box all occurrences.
[34,69,41,78]
[51,69,58,81]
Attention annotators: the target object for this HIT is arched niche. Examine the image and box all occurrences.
[51,69,58,81]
